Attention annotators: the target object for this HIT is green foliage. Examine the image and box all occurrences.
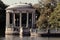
[49,3,60,28]
[0,0,7,9]
[0,0,7,27]
[36,0,57,29]
[0,0,7,34]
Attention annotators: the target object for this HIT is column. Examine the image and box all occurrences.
[13,13,15,27]
[32,13,34,28]
[33,12,35,28]
[20,13,22,27]
[20,13,22,35]
[6,12,10,27]
[26,12,29,27]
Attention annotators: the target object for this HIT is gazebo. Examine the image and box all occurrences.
[5,3,36,34]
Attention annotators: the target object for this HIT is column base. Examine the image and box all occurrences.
[5,27,19,35]
[5,27,23,35]
[5,27,13,35]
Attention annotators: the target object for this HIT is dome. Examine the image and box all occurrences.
[6,4,33,10]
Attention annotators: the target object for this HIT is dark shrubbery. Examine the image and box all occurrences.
[0,0,7,35]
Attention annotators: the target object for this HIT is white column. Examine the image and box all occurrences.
[13,13,15,27]
[26,12,29,27]
[20,13,22,27]
[20,13,22,35]
[33,12,35,27]
[32,13,34,28]
[6,12,10,27]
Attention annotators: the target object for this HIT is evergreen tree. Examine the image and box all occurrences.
[0,0,7,35]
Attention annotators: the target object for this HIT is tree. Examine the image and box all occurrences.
[36,0,57,29]
[49,3,60,29]
[0,0,7,35]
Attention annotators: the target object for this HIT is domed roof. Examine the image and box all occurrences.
[6,4,33,10]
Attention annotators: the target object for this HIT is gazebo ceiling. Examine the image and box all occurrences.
[6,4,33,10]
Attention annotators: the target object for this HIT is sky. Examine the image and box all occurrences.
[1,0,39,5]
